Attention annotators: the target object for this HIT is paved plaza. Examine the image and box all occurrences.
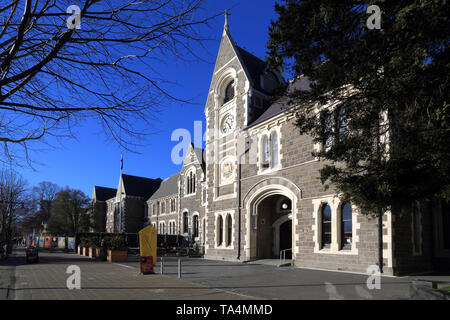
[1,248,448,300]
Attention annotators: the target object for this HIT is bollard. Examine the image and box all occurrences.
[178,259,182,279]
[160,257,164,274]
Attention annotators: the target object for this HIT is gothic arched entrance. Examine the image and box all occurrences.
[254,194,292,259]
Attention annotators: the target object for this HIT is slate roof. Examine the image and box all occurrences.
[247,76,312,128]
[236,46,268,93]
[121,174,162,199]
[193,145,206,173]
[94,186,117,202]
[148,173,180,201]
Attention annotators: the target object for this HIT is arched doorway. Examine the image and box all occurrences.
[244,179,300,262]
[255,194,292,259]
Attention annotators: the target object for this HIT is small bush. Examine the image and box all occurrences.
[79,237,90,247]
[102,236,125,251]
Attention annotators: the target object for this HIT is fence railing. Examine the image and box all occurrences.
[279,248,292,266]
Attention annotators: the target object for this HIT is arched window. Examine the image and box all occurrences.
[183,212,189,234]
[270,131,278,169]
[341,203,352,249]
[226,214,232,246]
[223,81,234,105]
[217,216,223,246]
[337,107,347,141]
[321,204,332,249]
[322,111,333,150]
[261,135,270,168]
[193,215,199,238]
[186,171,196,195]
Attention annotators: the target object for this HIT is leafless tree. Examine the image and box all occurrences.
[0,0,217,165]
[0,169,28,247]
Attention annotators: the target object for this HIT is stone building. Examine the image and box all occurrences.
[105,173,161,233]
[90,186,117,232]
[147,143,207,250]
[96,18,449,276]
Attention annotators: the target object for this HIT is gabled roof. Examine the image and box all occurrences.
[121,174,162,199]
[235,46,268,93]
[193,144,206,173]
[247,76,312,128]
[148,173,180,201]
[94,186,117,202]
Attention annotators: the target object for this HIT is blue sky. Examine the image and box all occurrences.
[18,1,280,197]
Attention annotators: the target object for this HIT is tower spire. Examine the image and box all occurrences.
[223,9,230,33]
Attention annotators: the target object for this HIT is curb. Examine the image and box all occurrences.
[410,281,450,300]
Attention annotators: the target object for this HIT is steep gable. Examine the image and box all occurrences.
[182,143,205,173]
[119,173,162,199]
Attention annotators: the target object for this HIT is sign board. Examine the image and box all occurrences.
[39,236,45,248]
[44,236,51,248]
[139,225,157,273]
[51,237,58,248]
[58,237,66,249]
[68,237,76,250]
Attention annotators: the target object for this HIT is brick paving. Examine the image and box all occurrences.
[5,248,254,300]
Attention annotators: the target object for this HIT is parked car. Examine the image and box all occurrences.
[26,246,39,264]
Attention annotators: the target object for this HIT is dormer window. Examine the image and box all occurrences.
[223,81,234,105]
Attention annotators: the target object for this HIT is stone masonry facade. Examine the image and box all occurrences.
[95,21,449,276]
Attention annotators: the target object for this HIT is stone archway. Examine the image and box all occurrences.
[243,178,300,261]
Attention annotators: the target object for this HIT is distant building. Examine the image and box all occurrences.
[105,174,161,233]
[90,186,117,232]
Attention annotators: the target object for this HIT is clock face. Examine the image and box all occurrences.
[221,114,234,134]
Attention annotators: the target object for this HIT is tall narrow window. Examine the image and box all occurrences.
[218,216,223,246]
[183,212,188,234]
[337,107,347,142]
[226,215,232,246]
[322,111,333,150]
[223,81,234,104]
[321,204,332,249]
[341,203,352,250]
[270,131,278,169]
[161,202,165,214]
[193,215,199,238]
[152,204,156,216]
[261,135,270,168]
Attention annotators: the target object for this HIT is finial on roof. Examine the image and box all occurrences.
[223,9,230,33]
[120,152,123,174]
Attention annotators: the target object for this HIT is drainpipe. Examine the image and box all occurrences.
[237,140,249,261]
